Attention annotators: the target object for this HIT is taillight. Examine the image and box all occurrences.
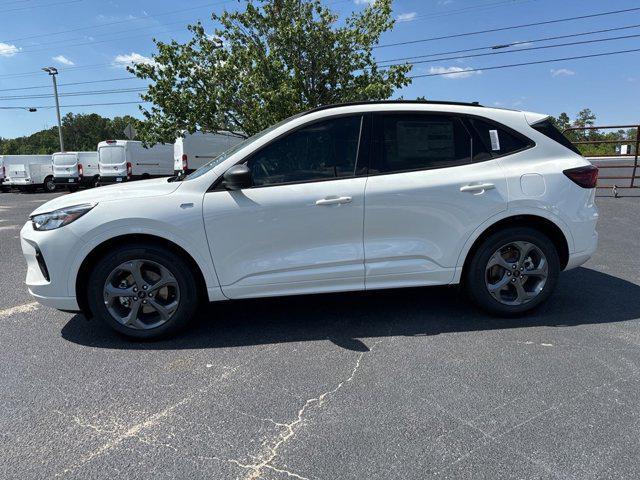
[126,162,132,177]
[77,163,84,178]
[181,154,188,171]
[563,165,598,188]
[106,140,117,144]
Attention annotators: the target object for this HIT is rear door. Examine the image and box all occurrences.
[98,145,126,177]
[203,114,370,299]
[363,112,509,289]
[53,153,78,179]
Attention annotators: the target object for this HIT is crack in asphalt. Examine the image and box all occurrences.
[229,341,380,480]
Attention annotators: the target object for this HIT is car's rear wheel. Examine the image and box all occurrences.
[465,227,560,316]
[87,244,199,339]
[44,176,56,193]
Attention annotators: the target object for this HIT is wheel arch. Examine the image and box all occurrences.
[459,214,570,283]
[75,233,209,318]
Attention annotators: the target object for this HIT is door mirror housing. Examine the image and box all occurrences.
[222,164,252,190]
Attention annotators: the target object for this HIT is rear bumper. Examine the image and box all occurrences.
[565,230,598,271]
[98,175,128,185]
[54,176,81,185]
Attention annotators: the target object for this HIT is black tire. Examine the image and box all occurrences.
[464,227,560,316]
[87,243,200,339]
[43,176,56,193]
[91,176,100,188]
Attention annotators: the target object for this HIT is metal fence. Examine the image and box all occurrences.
[564,124,639,196]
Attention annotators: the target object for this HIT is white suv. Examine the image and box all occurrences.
[20,101,599,339]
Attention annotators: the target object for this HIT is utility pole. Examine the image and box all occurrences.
[42,66,64,152]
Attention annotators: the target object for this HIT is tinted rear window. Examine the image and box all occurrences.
[531,119,582,155]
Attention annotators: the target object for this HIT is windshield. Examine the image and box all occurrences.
[185,113,305,181]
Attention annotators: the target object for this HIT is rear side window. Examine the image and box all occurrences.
[531,119,582,155]
[371,114,472,173]
[469,118,532,157]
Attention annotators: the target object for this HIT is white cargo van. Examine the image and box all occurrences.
[52,151,99,190]
[173,131,243,175]
[0,156,6,192]
[3,155,55,192]
[98,140,174,184]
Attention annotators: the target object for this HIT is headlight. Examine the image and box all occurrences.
[31,203,96,231]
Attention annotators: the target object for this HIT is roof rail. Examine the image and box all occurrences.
[302,99,483,115]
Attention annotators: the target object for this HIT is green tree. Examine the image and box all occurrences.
[0,114,145,155]
[129,0,412,144]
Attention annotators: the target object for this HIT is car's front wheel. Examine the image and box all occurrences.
[465,227,560,316]
[87,244,199,339]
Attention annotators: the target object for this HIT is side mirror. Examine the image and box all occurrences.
[222,164,252,191]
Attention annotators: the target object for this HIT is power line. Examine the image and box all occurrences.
[0,87,146,101]
[399,0,538,22]
[1,0,232,43]
[0,101,150,110]
[375,6,640,48]
[410,47,640,78]
[385,32,640,67]
[378,23,640,64]
[0,76,141,92]
[1,0,81,13]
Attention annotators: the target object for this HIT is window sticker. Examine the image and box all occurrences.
[489,129,501,151]
[396,121,454,158]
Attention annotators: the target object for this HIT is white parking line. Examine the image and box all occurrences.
[0,302,39,319]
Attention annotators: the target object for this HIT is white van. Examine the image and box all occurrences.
[0,156,6,192]
[52,151,99,190]
[3,155,55,192]
[98,140,174,184]
[173,131,243,175]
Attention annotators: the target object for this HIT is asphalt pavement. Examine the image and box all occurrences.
[1,190,640,479]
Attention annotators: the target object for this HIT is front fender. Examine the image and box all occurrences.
[64,218,219,299]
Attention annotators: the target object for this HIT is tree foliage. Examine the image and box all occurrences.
[129,0,412,143]
[0,113,142,155]
[550,109,637,156]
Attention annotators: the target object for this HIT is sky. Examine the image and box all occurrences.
[0,0,638,139]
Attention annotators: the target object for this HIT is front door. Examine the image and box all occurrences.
[203,114,369,299]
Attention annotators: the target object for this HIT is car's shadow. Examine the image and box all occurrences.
[61,267,640,351]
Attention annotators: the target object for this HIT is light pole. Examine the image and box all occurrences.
[42,66,64,152]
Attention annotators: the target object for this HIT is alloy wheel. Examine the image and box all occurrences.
[103,259,180,330]
[484,241,548,306]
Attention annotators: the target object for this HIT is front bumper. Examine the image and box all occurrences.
[20,222,80,311]
[7,178,31,185]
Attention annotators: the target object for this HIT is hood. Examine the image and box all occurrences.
[30,178,181,216]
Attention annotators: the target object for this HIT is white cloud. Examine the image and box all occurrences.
[0,42,19,57]
[354,0,375,4]
[429,65,481,79]
[550,68,575,77]
[52,55,74,66]
[112,52,157,68]
[396,12,417,22]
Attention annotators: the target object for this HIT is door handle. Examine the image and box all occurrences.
[460,183,495,194]
[315,196,353,206]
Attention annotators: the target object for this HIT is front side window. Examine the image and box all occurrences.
[247,115,364,187]
[371,114,472,174]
